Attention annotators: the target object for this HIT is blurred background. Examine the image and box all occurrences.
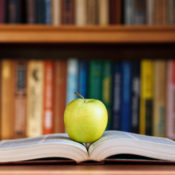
[0,0,175,141]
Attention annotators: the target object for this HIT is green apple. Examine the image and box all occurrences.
[64,92,108,143]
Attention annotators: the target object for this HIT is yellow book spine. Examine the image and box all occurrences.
[140,60,154,135]
[1,60,14,139]
[27,61,44,137]
[153,61,166,136]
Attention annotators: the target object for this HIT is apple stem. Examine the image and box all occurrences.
[74,92,86,103]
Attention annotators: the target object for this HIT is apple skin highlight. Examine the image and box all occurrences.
[64,98,108,143]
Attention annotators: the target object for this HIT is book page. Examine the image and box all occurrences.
[89,131,175,161]
[0,134,88,163]
[0,133,85,150]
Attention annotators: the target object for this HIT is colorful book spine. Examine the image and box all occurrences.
[35,0,45,24]
[1,60,15,139]
[75,0,87,26]
[167,61,175,139]
[131,61,140,133]
[88,60,102,100]
[102,61,112,129]
[62,0,75,25]
[54,61,67,133]
[98,0,109,25]
[109,0,121,24]
[66,58,79,104]
[43,61,54,134]
[27,61,44,137]
[8,0,22,23]
[78,60,88,98]
[146,0,155,25]
[45,0,52,24]
[112,63,121,130]
[120,62,132,132]
[153,60,166,137]
[134,0,146,24]
[86,0,98,25]
[52,0,61,25]
[26,0,35,23]
[140,60,153,135]
[124,0,135,25]
[14,61,27,138]
[0,0,5,23]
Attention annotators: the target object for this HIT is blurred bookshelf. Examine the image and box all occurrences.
[0,0,175,142]
[0,25,175,43]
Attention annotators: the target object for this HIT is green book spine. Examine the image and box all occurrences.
[102,61,112,130]
[88,60,102,101]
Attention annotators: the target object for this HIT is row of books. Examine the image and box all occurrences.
[0,59,175,140]
[0,0,174,25]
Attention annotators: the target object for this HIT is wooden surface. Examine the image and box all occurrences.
[0,25,175,43]
[0,164,175,175]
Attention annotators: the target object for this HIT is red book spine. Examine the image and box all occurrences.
[61,0,75,24]
[109,0,121,24]
[0,0,5,23]
[54,61,67,133]
[43,61,54,134]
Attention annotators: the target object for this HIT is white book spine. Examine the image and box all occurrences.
[75,0,87,26]
[52,0,61,25]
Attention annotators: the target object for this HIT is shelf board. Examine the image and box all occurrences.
[0,25,175,43]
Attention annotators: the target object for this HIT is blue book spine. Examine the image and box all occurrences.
[112,63,121,130]
[78,61,88,98]
[66,58,79,104]
[121,62,132,132]
[45,0,52,24]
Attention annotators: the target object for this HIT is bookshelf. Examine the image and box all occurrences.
[0,25,175,43]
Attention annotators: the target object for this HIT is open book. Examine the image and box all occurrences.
[1,130,175,163]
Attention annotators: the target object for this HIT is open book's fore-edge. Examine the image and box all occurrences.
[0,131,175,163]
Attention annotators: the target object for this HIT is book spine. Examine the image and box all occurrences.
[167,61,175,139]
[52,0,61,25]
[98,0,109,25]
[1,60,15,139]
[102,61,112,129]
[131,61,140,133]
[27,61,44,137]
[154,0,163,25]
[61,0,75,25]
[134,0,146,24]
[43,61,54,134]
[45,0,52,24]
[146,0,155,25]
[86,0,98,25]
[78,60,88,98]
[14,61,27,138]
[66,58,79,104]
[140,60,153,135]
[35,0,45,24]
[0,0,5,23]
[54,61,67,133]
[88,60,102,100]
[112,63,121,130]
[124,0,135,25]
[75,0,87,26]
[121,62,132,132]
[8,0,16,23]
[168,0,175,25]
[153,61,166,137]
[26,0,35,23]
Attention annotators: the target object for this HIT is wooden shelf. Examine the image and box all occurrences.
[0,25,175,43]
[0,164,175,175]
